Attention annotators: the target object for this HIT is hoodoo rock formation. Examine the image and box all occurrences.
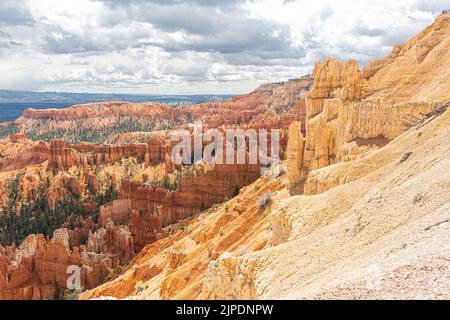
[48,139,168,171]
[0,229,113,300]
[80,15,449,300]
[0,76,312,300]
[288,13,450,195]
[122,163,260,250]
[87,223,135,266]
[2,14,450,301]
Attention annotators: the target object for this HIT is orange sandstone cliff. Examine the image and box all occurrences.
[0,77,312,299]
[80,14,450,300]
[288,13,450,194]
[1,14,449,301]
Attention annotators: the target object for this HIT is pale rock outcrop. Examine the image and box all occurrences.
[288,14,450,195]
[201,253,257,300]
[213,106,450,299]
[286,121,305,194]
[87,222,134,265]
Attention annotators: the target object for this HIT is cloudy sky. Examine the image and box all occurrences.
[0,0,446,94]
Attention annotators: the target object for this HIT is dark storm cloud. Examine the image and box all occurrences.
[101,0,295,57]
[39,0,300,64]
[0,0,443,94]
[0,1,34,26]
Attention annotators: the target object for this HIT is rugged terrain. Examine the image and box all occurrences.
[82,106,450,299]
[1,77,311,144]
[0,76,311,299]
[1,14,449,300]
[81,13,450,300]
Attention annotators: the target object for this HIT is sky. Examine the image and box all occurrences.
[0,0,446,94]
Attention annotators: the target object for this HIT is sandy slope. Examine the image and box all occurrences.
[204,108,449,300]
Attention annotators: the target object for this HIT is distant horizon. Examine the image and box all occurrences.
[0,88,238,97]
[0,91,235,122]
[0,75,311,97]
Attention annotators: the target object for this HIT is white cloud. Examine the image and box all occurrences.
[0,0,444,94]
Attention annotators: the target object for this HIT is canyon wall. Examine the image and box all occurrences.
[0,229,114,300]
[48,138,169,171]
[288,13,450,195]
[8,77,312,145]
[107,163,260,250]
[0,136,49,173]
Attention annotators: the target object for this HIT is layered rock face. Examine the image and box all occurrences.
[48,139,169,171]
[79,15,450,301]
[0,229,113,300]
[9,78,312,145]
[288,14,450,194]
[187,77,311,128]
[0,76,313,300]
[0,136,49,173]
[116,163,260,250]
[16,102,179,122]
[6,102,184,145]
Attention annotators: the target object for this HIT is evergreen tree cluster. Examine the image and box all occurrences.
[0,123,19,140]
[0,172,118,247]
[0,193,84,246]
[22,116,182,144]
[144,174,178,191]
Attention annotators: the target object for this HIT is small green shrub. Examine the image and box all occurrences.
[61,289,82,301]
[113,266,124,275]
[231,186,240,198]
[135,281,145,295]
